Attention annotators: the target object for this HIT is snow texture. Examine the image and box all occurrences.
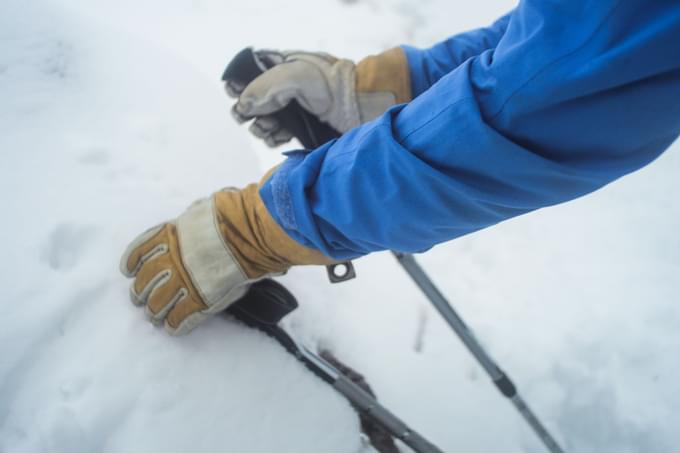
[1,1,679,452]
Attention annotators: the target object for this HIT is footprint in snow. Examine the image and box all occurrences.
[41,224,97,271]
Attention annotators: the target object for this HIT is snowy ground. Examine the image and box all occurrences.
[2,1,679,452]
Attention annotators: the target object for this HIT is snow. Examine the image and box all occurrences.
[1,1,679,452]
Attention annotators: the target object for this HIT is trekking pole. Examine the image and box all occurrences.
[393,252,565,453]
[228,279,445,453]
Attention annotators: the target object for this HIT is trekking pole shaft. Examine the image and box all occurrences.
[511,394,565,453]
[333,375,445,453]
[394,253,502,379]
[290,340,445,453]
[393,252,565,453]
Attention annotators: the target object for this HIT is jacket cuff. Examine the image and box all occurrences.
[400,45,432,98]
[259,151,319,251]
[258,149,364,261]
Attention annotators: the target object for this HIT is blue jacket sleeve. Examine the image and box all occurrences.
[403,12,512,97]
[260,0,680,261]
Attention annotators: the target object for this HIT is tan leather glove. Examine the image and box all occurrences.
[225,47,412,147]
[120,175,332,335]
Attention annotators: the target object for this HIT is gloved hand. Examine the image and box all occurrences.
[225,47,411,147]
[119,174,333,335]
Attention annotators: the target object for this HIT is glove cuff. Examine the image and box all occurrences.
[355,47,412,123]
[212,171,334,279]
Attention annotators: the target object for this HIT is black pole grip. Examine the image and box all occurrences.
[222,47,342,149]
[227,279,298,327]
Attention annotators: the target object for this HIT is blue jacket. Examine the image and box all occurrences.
[260,0,680,260]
